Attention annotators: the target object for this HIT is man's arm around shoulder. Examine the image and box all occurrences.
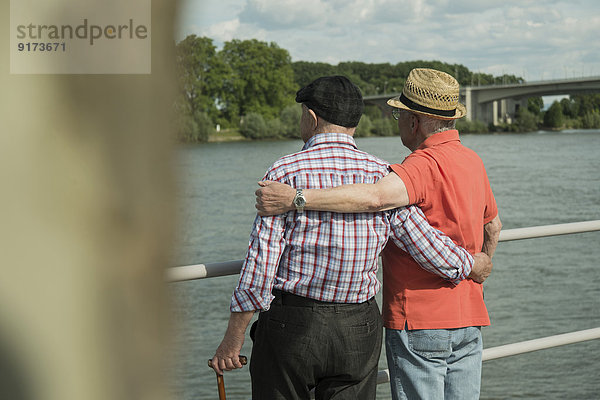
[482,215,502,257]
[255,172,410,215]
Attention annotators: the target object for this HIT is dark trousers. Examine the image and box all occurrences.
[249,290,383,400]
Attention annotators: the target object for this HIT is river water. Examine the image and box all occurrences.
[169,129,600,400]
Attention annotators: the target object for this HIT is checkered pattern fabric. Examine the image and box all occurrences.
[231,133,473,312]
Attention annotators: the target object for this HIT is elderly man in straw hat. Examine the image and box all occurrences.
[255,68,502,399]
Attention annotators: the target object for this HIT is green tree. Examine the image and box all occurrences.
[355,115,373,137]
[456,119,489,133]
[560,98,576,118]
[240,112,266,139]
[174,111,213,142]
[290,59,525,98]
[572,94,600,117]
[544,101,564,128]
[364,105,383,120]
[173,36,541,140]
[220,39,296,121]
[582,111,600,129]
[174,113,198,142]
[240,112,281,140]
[515,108,538,132]
[292,62,337,88]
[280,104,302,138]
[371,117,396,136]
[266,118,284,138]
[527,97,544,115]
[175,35,231,121]
[493,74,524,85]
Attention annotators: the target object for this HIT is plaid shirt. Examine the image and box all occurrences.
[231,133,473,312]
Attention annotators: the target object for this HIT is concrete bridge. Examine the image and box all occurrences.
[364,76,600,126]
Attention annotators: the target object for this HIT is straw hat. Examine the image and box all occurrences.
[387,68,466,120]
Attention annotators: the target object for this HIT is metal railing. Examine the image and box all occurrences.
[169,219,600,386]
[375,327,600,384]
[167,220,600,282]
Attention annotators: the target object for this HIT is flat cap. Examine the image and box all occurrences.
[296,75,364,128]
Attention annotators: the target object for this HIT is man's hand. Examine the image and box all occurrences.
[211,332,246,376]
[468,252,493,283]
[255,181,295,216]
[211,311,254,375]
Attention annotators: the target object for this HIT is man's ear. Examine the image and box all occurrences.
[411,114,419,133]
[307,108,319,130]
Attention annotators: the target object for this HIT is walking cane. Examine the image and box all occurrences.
[208,355,247,400]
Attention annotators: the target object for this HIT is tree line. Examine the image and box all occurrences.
[540,95,600,130]
[174,35,600,142]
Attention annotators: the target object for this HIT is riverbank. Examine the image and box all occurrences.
[206,126,585,142]
[208,129,246,142]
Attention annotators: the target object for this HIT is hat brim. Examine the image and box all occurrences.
[387,96,466,120]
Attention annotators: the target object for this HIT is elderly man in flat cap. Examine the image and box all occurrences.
[255,69,502,399]
[212,75,490,399]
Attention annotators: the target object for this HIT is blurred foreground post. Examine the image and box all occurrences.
[0,1,179,399]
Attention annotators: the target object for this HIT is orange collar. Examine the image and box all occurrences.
[418,129,460,150]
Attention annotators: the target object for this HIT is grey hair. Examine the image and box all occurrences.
[417,114,456,135]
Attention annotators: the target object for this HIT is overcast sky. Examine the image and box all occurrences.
[176,0,600,83]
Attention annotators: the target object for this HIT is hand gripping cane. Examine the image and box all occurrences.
[208,355,248,400]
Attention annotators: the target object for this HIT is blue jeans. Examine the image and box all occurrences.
[385,326,482,400]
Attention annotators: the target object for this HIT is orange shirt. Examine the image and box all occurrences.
[383,130,498,330]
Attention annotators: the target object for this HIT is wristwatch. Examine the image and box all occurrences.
[293,189,306,212]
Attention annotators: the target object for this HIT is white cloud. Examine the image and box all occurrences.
[526,20,543,28]
[239,0,326,29]
[204,19,250,43]
[176,0,600,81]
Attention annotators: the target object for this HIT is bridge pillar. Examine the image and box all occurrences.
[492,101,499,126]
[476,102,494,126]
[500,99,508,123]
[464,87,473,121]
[464,87,493,125]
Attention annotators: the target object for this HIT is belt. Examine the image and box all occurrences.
[271,289,374,308]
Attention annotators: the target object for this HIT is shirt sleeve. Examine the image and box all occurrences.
[483,169,498,224]
[388,206,474,285]
[230,213,286,312]
[230,165,287,312]
[390,155,428,205]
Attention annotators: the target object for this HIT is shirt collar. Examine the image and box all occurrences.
[418,129,460,150]
[302,132,358,151]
